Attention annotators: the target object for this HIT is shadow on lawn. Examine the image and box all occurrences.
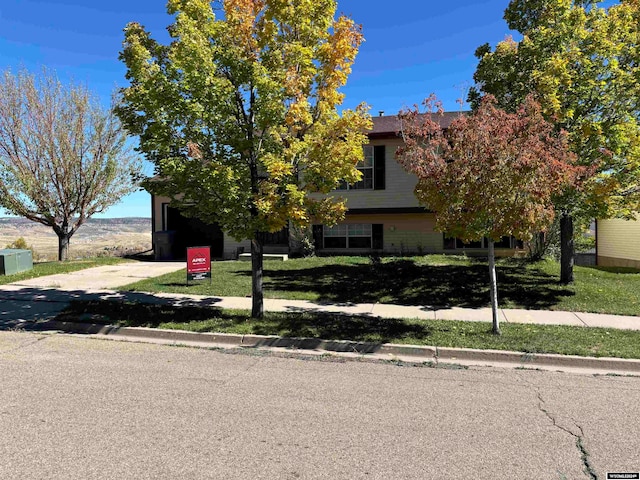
[59,300,446,344]
[259,259,574,309]
[248,311,433,343]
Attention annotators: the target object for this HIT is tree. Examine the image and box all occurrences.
[117,0,371,318]
[0,69,142,261]
[397,95,580,334]
[469,0,640,283]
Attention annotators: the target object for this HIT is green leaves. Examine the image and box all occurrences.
[119,0,371,240]
[472,0,640,221]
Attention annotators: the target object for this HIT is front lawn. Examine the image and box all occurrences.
[59,300,640,359]
[121,255,640,316]
[0,256,130,285]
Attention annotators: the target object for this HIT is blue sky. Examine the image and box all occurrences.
[0,0,514,218]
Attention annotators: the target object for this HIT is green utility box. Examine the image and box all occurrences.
[0,249,33,276]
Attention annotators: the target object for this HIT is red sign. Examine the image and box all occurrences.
[187,246,211,282]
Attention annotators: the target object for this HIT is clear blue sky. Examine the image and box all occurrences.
[0,0,514,218]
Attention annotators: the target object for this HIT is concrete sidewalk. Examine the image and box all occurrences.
[0,260,638,331]
[1,286,638,331]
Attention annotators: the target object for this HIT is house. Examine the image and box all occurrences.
[596,216,640,269]
[150,112,522,260]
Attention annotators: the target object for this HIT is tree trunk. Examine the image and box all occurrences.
[488,239,501,335]
[251,233,264,319]
[560,213,574,284]
[57,225,71,261]
[527,231,546,261]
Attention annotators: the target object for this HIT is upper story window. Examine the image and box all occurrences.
[337,145,385,191]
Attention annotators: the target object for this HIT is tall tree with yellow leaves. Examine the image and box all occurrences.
[118,0,371,317]
[470,0,640,283]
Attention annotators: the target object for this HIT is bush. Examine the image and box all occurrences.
[5,237,31,251]
[289,224,315,258]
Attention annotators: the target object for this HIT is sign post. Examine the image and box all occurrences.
[186,246,212,285]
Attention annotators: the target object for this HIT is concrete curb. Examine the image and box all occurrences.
[31,320,640,375]
[434,347,640,373]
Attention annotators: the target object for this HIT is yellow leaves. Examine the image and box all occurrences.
[263,154,293,180]
[223,0,266,57]
[495,36,519,55]
[315,15,363,102]
[285,96,312,131]
[120,0,368,241]
[253,179,309,231]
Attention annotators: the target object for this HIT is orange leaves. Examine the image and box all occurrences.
[315,16,362,107]
[223,0,266,57]
[397,94,583,242]
[120,0,368,242]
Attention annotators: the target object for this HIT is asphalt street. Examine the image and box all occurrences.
[0,331,638,479]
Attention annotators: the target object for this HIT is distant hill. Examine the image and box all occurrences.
[0,217,152,261]
[0,217,151,226]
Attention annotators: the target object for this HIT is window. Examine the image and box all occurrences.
[337,146,377,190]
[444,236,516,250]
[324,224,372,249]
[352,146,374,190]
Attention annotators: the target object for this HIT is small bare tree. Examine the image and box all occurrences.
[0,69,141,260]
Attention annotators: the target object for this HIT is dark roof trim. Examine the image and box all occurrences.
[369,111,466,137]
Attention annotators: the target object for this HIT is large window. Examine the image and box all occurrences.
[324,224,372,249]
[337,146,375,190]
[444,236,517,250]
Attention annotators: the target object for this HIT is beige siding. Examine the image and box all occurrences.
[152,195,170,232]
[308,138,420,209]
[340,138,421,209]
[598,216,640,268]
[323,213,519,257]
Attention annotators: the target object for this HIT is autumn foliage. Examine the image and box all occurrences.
[118,0,370,317]
[118,0,370,241]
[397,95,582,244]
[397,94,583,334]
[0,69,141,261]
[470,0,640,283]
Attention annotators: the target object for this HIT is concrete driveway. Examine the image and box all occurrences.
[8,261,185,290]
[0,262,184,325]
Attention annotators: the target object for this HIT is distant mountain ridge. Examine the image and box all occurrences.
[0,217,152,261]
[0,217,151,226]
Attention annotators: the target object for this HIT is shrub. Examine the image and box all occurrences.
[5,237,31,251]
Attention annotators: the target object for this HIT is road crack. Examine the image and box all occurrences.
[536,390,598,480]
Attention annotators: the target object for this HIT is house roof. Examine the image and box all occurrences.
[369,111,465,139]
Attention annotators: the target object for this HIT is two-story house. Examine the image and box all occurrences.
[150,113,521,260]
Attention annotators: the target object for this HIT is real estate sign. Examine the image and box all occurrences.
[186,246,211,283]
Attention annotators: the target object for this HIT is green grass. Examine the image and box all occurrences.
[0,256,130,285]
[59,300,640,359]
[121,255,640,316]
